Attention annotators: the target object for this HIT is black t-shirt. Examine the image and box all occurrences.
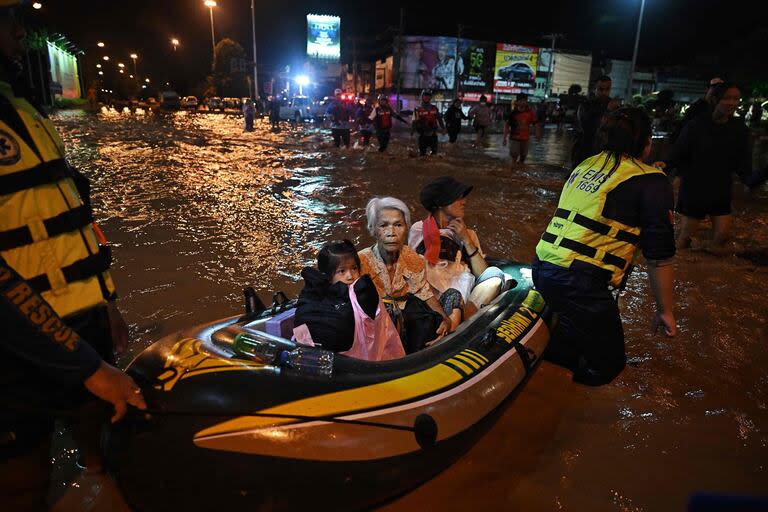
[666,115,752,189]
[603,173,676,262]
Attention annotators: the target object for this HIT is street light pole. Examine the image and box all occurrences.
[130,53,138,78]
[627,0,646,103]
[204,1,217,68]
[542,33,564,98]
[250,0,259,98]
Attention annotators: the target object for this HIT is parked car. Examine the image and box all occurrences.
[496,62,534,82]
[159,90,181,110]
[206,96,223,111]
[222,97,240,110]
[279,95,327,122]
[181,96,199,109]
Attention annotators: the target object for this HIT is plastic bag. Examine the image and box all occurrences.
[425,259,475,302]
[344,286,405,361]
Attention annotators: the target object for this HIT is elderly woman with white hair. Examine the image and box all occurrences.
[359,197,452,353]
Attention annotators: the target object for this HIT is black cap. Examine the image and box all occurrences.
[419,176,473,211]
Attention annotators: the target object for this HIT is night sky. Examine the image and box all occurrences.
[33,0,768,92]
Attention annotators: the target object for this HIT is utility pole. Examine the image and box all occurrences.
[394,7,404,113]
[352,37,358,95]
[542,33,564,98]
[454,23,462,100]
[251,0,259,97]
[627,0,646,103]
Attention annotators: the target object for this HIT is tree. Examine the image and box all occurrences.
[210,38,249,98]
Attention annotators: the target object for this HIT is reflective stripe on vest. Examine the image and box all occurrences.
[535,153,663,287]
[26,246,111,294]
[0,81,115,318]
[0,205,94,252]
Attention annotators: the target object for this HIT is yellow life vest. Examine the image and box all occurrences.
[535,152,664,287]
[0,80,115,318]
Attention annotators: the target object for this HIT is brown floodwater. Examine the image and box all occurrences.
[49,107,768,511]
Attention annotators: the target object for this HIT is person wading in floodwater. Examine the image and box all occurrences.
[0,2,146,509]
[533,107,676,386]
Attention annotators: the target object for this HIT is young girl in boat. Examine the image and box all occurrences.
[294,240,405,361]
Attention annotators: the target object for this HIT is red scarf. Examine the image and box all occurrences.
[423,215,441,265]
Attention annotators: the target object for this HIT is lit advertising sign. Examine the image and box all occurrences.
[493,43,539,93]
[307,14,340,61]
[458,39,494,92]
[47,41,81,98]
[400,36,459,91]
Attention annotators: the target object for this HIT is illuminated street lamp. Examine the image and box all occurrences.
[32,2,42,9]
[118,63,125,68]
[102,56,109,61]
[130,53,138,78]
[204,1,217,66]
[98,71,103,76]
[626,0,646,102]
[145,78,150,83]
[96,64,101,69]
[171,38,180,51]
[295,75,309,95]
[97,41,105,48]
[119,69,124,74]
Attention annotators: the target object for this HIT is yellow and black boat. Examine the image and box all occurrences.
[107,260,552,511]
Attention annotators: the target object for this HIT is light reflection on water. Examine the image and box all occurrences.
[51,109,768,510]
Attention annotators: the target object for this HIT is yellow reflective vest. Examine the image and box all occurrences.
[0,80,115,318]
[536,152,665,287]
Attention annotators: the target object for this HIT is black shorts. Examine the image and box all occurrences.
[676,181,732,219]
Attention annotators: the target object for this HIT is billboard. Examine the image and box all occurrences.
[493,43,539,93]
[307,14,340,61]
[458,39,494,92]
[47,41,81,98]
[400,36,460,91]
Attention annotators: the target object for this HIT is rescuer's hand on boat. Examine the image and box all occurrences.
[84,362,147,423]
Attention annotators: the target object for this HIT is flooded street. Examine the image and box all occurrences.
[51,108,768,511]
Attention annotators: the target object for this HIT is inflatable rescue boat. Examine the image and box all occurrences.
[107,260,553,511]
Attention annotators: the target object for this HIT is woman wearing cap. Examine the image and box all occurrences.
[359,197,452,354]
[409,177,505,330]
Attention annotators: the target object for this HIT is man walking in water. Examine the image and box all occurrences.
[411,89,445,156]
[503,93,541,165]
[468,95,492,147]
[326,89,353,149]
[370,94,408,152]
[571,75,617,167]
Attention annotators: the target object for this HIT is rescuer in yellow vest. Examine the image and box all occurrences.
[533,107,676,386]
[0,2,145,509]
